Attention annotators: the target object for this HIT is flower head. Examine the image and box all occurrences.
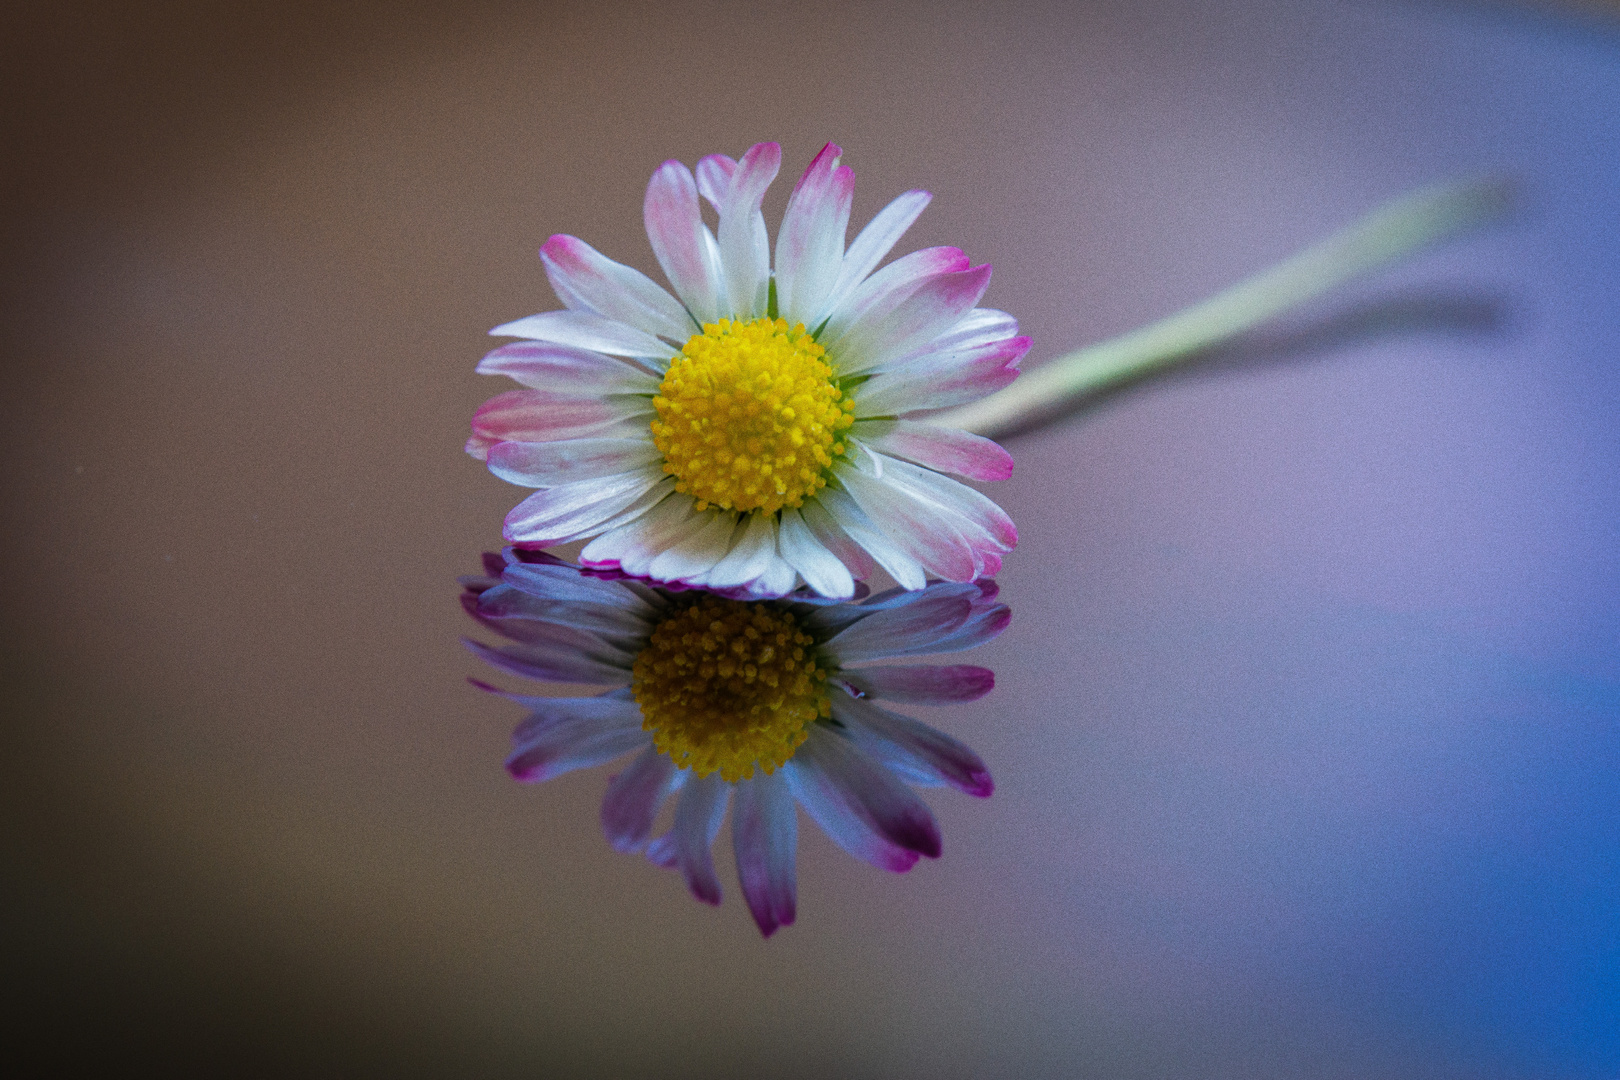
[467,142,1028,599]
[462,549,1008,936]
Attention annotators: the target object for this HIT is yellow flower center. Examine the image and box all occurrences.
[650,317,855,514]
[631,597,832,782]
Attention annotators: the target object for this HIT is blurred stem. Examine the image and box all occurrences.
[937,178,1511,440]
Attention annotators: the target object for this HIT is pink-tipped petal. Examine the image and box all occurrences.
[817,189,932,325]
[673,774,731,906]
[731,771,798,937]
[918,307,1020,353]
[499,560,654,607]
[503,468,667,547]
[489,310,674,363]
[877,453,1018,551]
[839,664,995,704]
[602,746,680,853]
[695,154,737,209]
[576,477,678,542]
[811,486,927,590]
[817,246,969,352]
[831,264,994,375]
[854,335,1029,415]
[786,725,941,866]
[540,234,693,341]
[922,598,1012,655]
[839,461,979,582]
[776,142,855,327]
[644,159,722,325]
[715,142,781,318]
[476,582,653,638]
[503,699,646,783]
[467,389,646,460]
[463,635,632,687]
[508,691,641,739]
[797,496,877,583]
[476,341,661,394]
[487,438,662,488]
[822,589,971,664]
[831,696,994,797]
[853,420,1014,482]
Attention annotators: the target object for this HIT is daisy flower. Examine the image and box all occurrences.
[461,549,1008,937]
[467,141,1028,599]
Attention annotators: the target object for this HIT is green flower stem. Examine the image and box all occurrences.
[938,178,1510,440]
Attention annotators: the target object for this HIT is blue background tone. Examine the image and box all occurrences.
[4,0,1617,1075]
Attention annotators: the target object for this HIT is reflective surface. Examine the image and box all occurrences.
[5,0,1619,1075]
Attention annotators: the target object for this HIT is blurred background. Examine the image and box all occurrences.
[4,0,1619,1075]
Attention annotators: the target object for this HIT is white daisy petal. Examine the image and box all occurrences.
[731,772,798,936]
[487,438,662,488]
[466,389,650,461]
[837,459,979,582]
[695,153,737,208]
[476,341,662,394]
[489,309,674,363]
[797,497,878,583]
[811,486,928,590]
[872,451,1018,552]
[851,419,1015,481]
[743,547,800,600]
[644,159,723,326]
[646,511,742,584]
[601,745,680,853]
[540,234,693,340]
[698,513,780,591]
[580,492,709,577]
[673,775,731,905]
[909,307,1021,355]
[830,264,994,375]
[585,476,678,539]
[714,142,781,318]
[816,189,932,327]
[777,508,857,599]
[817,246,969,353]
[850,335,1028,414]
[503,467,667,547]
[830,694,993,797]
[776,142,854,328]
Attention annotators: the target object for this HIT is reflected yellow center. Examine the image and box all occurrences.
[631,597,831,782]
[650,317,855,515]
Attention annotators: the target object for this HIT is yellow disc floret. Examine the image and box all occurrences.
[632,597,832,782]
[651,317,856,514]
